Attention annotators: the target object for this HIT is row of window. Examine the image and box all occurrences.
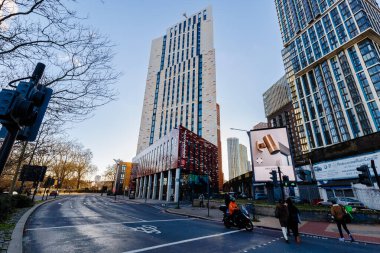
[289,0,369,74]
[277,0,340,43]
[165,56,198,77]
[294,39,380,151]
[169,9,207,38]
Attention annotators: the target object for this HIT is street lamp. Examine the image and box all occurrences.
[230,127,256,200]
[113,159,120,201]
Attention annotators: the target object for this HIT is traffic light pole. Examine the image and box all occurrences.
[0,127,19,176]
[371,160,380,188]
[278,167,285,201]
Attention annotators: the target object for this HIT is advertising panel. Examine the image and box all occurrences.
[313,151,378,180]
[249,127,295,181]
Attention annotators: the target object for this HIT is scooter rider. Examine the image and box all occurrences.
[229,197,240,224]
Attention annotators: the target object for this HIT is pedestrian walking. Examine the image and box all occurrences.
[275,199,289,243]
[331,203,354,242]
[199,194,204,208]
[286,197,301,243]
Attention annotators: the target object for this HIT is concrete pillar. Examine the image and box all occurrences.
[147,175,152,199]
[152,174,158,199]
[166,169,172,201]
[139,177,144,198]
[135,178,140,198]
[174,168,181,202]
[142,176,147,199]
[159,172,164,200]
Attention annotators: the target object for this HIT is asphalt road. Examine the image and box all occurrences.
[23,195,379,253]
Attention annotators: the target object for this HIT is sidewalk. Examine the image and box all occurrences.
[131,198,380,245]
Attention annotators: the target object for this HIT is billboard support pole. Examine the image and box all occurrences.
[247,130,256,201]
[278,166,285,200]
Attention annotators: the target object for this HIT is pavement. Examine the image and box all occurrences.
[4,194,380,253]
[128,197,380,245]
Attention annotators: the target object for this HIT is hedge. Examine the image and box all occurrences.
[0,194,34,222]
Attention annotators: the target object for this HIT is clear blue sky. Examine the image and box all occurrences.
[68,0,285,180]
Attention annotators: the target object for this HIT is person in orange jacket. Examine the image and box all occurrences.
[229,197,240,223]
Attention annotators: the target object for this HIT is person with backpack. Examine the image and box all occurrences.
[331,203,354,242]
[286,197,301,243]
[275,199,289,243]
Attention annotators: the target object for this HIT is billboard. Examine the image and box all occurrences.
[312,151,378,181]
[249,127,295,181]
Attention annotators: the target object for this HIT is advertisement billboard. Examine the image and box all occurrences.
[249,127,295,181]
[312,151,378,181]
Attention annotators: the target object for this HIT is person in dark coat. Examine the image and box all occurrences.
[275,199,289,243]
[286,197,301,243]
[224,193,231,208]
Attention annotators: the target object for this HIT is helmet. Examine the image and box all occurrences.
[230,197,236,201]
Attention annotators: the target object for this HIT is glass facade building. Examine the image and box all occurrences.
[132,126,218,201]
[275,0,380,153]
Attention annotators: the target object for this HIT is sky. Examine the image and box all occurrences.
[67,0,285,180]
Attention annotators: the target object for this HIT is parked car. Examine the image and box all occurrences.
[316,200,333,207]
[2,191,18,195]
[129,191,135,199]
[238,193,248,199]
[288,196,309,204]
[49,190,59,196]
[254,193,268,200]
[330,197,365,208]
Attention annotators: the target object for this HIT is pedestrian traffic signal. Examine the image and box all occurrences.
[357,165,372,186]
[282,175,289,186]
[270,170,278,186]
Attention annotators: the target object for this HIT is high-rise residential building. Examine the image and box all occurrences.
[274,0,380,200]
[216,103,224,190]
[136,6,217,154]
[227,138,248,179]
[263,75,302,157]
[275,0,380,153]
[227,137,240,179]
[239,144,249,174]
[133,7,219,202]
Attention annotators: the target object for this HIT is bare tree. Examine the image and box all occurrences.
[102,164,116,182]
[72,145,97,189]
[0,0,119,123]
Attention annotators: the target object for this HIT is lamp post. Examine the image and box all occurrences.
[230,128,256,200]
[113,159,120,201]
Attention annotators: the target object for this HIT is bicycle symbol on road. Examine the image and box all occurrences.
[126,225,161,234]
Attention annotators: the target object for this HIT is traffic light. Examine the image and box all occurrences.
[0,63,51,139]
[17,86,52,141]
[282,175,290,186]
[0,89,34,129]
[357,165,372,186]
[270,170,278,186]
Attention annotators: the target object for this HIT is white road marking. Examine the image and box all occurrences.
[122,230,241,253]
[25,218,196,231]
